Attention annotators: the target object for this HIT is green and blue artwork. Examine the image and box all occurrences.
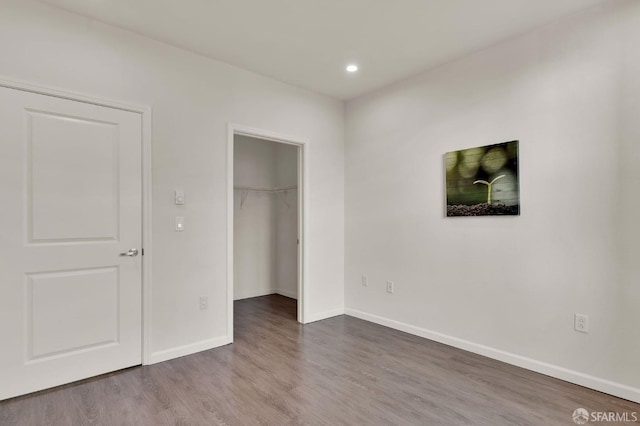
[445,140,520,216]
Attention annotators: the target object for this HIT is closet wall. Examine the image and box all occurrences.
[234,136,298,300]
[274,144,299,299]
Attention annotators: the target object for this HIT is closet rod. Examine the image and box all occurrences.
[234,185,297,194]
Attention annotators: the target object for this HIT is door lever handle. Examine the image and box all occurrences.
[119,248,139,257]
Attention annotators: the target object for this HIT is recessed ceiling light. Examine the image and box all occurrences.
[346,64,358,73]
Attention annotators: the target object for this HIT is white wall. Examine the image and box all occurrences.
[275,143,299,299]
[345,0,640,402]
[233,136,277,300]
[0,0,344,362]
[233,136,298,300]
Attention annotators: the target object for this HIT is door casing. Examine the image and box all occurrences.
[227,123,309,338]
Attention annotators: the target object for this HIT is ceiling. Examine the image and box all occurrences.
[40,0,608,100]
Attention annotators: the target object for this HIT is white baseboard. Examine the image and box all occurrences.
[234,288,277,301]
[148,335,232,365]
[275,289,298,299]
[305,307,344,324]
[345,308,640,404]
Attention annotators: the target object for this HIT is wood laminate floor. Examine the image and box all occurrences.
[1,294,638,425]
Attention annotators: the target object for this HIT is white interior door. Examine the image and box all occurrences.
[0,86,143,401]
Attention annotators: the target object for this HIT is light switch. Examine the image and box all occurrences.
[175,189,185,205]
[175,216,185,232]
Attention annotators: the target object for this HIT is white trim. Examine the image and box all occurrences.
[0,75,154,366]
[227,125,234,342]
[0,76,147,113]
[227,123,309,337]
[148,336,232,365]
[297,141,309,324]
[234,289,278,301]
[305,308,345,324]
[275,289,298,300]
[234,289,298,301]
[140,102,153,366]
[345,308,640,404]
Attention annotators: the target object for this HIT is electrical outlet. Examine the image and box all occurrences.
[361,276,368,287]
[199,296,208,310]
[386,281,394,294]
[574,314,589,333]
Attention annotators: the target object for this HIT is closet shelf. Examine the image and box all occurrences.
[235,185,297,209]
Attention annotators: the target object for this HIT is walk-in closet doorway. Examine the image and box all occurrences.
[227,124,308,339]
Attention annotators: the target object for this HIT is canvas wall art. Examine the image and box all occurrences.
[445,140,520,216]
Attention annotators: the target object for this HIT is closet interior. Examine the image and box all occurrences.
[233,135,299,307]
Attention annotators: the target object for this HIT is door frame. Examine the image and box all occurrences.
[227,123,309,338]
[0,76,154,365]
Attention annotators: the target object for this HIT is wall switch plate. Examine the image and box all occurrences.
[574,313,589,333]
[362,276,368,287]
[175,216,185,231]
[199,296,208,310]
[386,281,394,293]
[175,189,185,205]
